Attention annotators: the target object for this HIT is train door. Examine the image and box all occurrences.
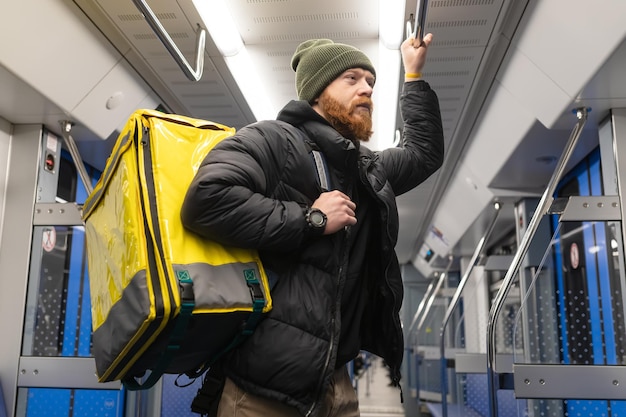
[551,147,626,416]
[0,126,124,417]
[0,124,224,417]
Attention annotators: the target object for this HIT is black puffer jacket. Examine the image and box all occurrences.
[181,80,443,416]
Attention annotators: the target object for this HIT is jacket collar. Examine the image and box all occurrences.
[277,100,358,169]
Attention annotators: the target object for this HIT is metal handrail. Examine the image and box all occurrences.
[485,108,589,417]
[440,202,501,417]
[406,0,429,41]
[407,271,439,344]
[59,121,93,196]
[132,0,206,82]
[416,256,454,336]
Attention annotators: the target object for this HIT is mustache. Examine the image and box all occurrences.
[351,98,374,113]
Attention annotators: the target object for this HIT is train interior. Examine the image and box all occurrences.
[1,0,626,416]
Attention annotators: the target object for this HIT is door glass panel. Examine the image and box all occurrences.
[23,224,91,358]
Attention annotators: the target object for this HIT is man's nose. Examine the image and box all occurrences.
[358,80,373,97]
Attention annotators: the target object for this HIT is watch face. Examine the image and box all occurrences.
[310,211,323,226]
[308,209,326,228]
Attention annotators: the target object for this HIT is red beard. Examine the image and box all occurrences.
[317,92,374,143]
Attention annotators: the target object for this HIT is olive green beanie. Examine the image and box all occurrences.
[291,39,376,102]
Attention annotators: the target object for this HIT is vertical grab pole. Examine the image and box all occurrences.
[440,202,501,417]
[406,0,429,41]
[406,264,441,398]
[409,256,452,404]
[485,108,589,417]
[407,274,439,343]
[59,121,94,197]
[416,256,454,336]
[415,0,429,41]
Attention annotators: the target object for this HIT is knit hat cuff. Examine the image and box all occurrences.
[298,50,375,102]
[292,39,375,102]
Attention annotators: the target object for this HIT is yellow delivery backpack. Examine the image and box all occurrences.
[82,109,272,390]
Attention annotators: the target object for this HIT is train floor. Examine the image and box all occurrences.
[357,356,405,417]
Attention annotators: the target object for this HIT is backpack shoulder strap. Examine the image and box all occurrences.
[310,149,331,192]
[274,120,332,191]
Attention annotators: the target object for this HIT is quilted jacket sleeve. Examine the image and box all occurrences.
[378,80,444,196]
[180,122,309,251]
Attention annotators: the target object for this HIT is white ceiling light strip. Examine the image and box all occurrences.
[192,0,276,121]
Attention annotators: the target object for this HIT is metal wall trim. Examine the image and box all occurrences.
[17,357,120,390]
[558,196,621,222]
[33,202,83,226]
[513,363,626,399]
[455,353,514,374]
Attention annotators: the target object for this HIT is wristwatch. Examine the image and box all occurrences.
[305,207,327,233]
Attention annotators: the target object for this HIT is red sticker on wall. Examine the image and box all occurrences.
[42,227,56,252]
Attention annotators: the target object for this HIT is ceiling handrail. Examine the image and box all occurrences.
[131,0,206,82]
[406,0,429,41]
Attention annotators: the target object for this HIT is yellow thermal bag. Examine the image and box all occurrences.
[82,109,272,389]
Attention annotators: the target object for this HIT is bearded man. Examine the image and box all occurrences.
[181,36,444,417]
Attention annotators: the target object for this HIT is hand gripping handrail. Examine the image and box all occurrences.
[485,108,589,417]
[131,0,206,82]
[439,202,501,417]
[406,0,429,41]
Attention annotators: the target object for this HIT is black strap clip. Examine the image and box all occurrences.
[190,367,225,416]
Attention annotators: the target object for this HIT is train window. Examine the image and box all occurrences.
[57,155,77,203]
[486,234,523,357]
[24,223,92,357]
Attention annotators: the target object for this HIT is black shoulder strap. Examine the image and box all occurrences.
[297,132,332,192]
[310,149,331,192]
[276,120,331,191]
[275,120,332,191]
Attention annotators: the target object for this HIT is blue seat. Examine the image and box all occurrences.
[426,402,484,417]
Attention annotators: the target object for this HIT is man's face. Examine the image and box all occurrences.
[314,68,375,142]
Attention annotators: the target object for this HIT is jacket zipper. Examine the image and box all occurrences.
[305,197,353,417]
[359,156,404,397]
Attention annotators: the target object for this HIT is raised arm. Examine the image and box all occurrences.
[379,33,444,195]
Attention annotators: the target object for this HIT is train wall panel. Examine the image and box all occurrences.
[0,0,155,140]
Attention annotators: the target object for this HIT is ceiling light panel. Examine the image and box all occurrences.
[423,46,483,145]
[425,0,502,46]
[224,0,379,45]
[414,0,504,147]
